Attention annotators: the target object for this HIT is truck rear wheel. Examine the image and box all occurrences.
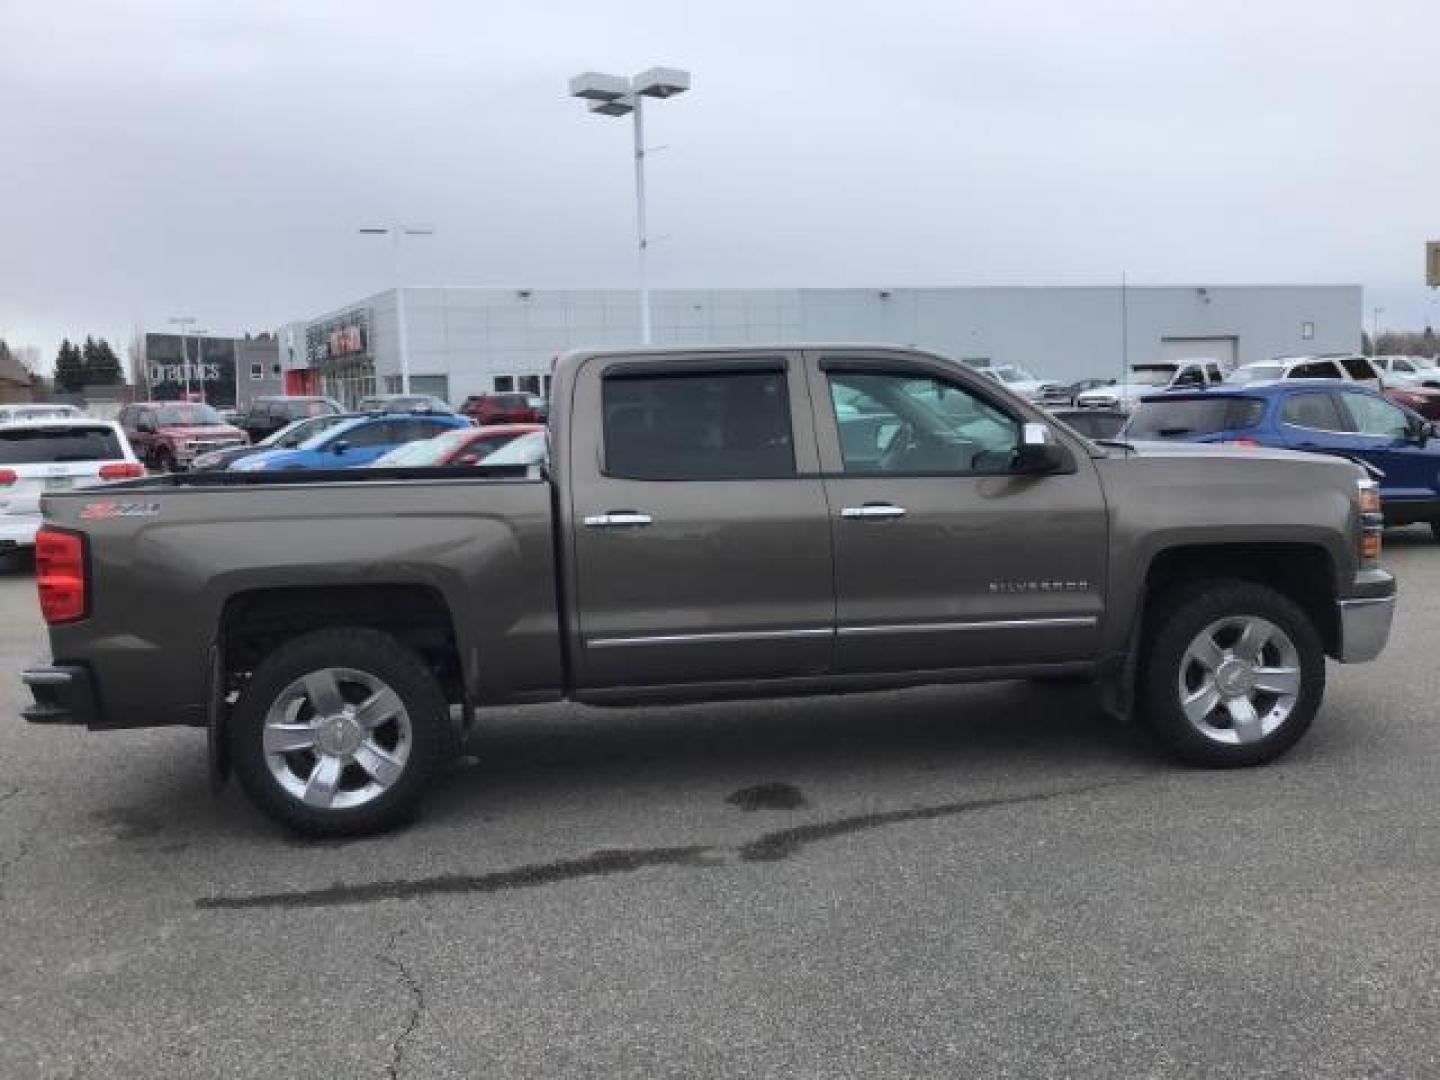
[1138,579,1324,767]
[229,628,448,837]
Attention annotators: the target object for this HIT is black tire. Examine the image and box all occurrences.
[154,449,176,474]
[1137,579,1325,767]
[230,627,449,837]
[1429,520,1440,543]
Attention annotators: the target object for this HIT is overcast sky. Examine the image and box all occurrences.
[3,0,1438,367]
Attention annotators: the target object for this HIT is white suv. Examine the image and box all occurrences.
[0,419,143,559]
[1227,355,1383,390]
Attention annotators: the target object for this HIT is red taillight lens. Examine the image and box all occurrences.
[98,462,144,480]
[35,527,87,624]
[0,468,15,486]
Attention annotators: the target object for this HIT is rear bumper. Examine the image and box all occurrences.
[21,664,101,726]
[0,514,42,548]
[1336,593,1396,663]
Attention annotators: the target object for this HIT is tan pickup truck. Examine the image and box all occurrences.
[22,345,1396,835]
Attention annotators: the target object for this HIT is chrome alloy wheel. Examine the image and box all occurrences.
[1177,615,1302,746]
[262,667,412,810]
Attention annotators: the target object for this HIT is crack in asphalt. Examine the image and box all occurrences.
[376,929,424,1080]
[197,781,1123,911]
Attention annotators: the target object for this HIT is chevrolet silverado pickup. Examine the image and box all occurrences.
[22,346,1397,836]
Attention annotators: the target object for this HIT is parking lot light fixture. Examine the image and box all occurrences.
[359,225,435,395]
[568,66,691,344]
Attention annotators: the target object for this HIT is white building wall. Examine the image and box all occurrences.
[296,285,1361,403]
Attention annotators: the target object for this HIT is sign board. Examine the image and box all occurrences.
[306,309,371,367]
[143,333,237,407]
[1429,241,1440,287]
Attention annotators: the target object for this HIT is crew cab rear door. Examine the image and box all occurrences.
[567,352,835,689]
[807,350,1108,673]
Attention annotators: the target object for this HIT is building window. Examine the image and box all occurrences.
[494,376,515,392]
[519,374,542,394]
[249,362,264,381]
[1302,321,1315,340]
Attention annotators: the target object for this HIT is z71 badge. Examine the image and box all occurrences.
[80,501,161,521]
[989,579,1091,594]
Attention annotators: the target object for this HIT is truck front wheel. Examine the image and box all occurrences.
[229,628,448,836]
[1138,580,1325,767]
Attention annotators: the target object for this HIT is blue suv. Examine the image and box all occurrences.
[1125,381,1440,533]
[230,412,470,471]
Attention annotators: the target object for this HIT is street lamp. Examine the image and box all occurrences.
[168,316,197,400]
[359,225,435,395]
[1372,306,1385,356]
[568,66,691,344]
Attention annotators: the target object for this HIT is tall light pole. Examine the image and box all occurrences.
[569,67,691,344]
[359,225,434,395]
[168,316,197,400]
[1372,306,1385,356]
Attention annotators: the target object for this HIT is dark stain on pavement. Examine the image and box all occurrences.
[198,780,1125,911]
[726,782,807,811]
[736,785,1102,862]
[197,845,717,910]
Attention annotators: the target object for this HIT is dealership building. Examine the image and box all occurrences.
[277,285,1362,408]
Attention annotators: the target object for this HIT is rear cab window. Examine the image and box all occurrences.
[1339,356,1379,382]
[1126,397,1265,439]
[602,368,795,479]
[0,426,126,463]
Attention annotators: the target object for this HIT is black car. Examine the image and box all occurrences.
[191,412,357,471]
[238,396,343,444]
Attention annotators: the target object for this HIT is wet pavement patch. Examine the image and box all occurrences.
[726,782,807,812]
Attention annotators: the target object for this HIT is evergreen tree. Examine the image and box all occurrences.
[82,337,123,385]
[54,339,85,392]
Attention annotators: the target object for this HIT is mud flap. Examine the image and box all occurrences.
[206,642,230,792]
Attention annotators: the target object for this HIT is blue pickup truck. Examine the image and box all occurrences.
[1125,381,1440,535]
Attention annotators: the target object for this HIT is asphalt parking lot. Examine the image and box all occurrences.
[1,537,1438,1079]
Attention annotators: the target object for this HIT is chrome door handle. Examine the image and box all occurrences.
[583,511,653,528]
[841,504,906,520]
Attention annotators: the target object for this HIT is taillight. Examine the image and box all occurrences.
[35,527,88,624]
[0,468,15,486]
[98,462,145,480]
[1223,438,1259,448]
[1357,478,1383,569]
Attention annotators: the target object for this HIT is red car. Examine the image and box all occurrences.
[459,393,546,425]
[369,424,544,468]
[1384,383,1440,420]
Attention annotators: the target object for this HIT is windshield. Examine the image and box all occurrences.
[155,403,224,426]
[1128,366,1178,387]
[479,430,547,466]
[1228,365,1284,385]
[263,414,350,448]
[990,365,1037,384]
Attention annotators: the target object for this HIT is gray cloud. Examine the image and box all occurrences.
[3,0,1438,366]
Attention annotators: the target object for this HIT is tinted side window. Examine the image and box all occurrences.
[339,422,394,448]
[1339,357,1378,381]
[1341,393,1409,438]
[1281,392,1348,431]
[0,427,125,463]
[603,370,794,480]
[1291,361,1343,380]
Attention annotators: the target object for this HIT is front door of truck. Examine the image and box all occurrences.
[808,352,1108,674]
[569,353,835,689]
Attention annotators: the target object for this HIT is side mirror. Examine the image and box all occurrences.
[137,421,155,434]
[1013,422,1068,474]
[330,440,350,455]
[454,453,481,466]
